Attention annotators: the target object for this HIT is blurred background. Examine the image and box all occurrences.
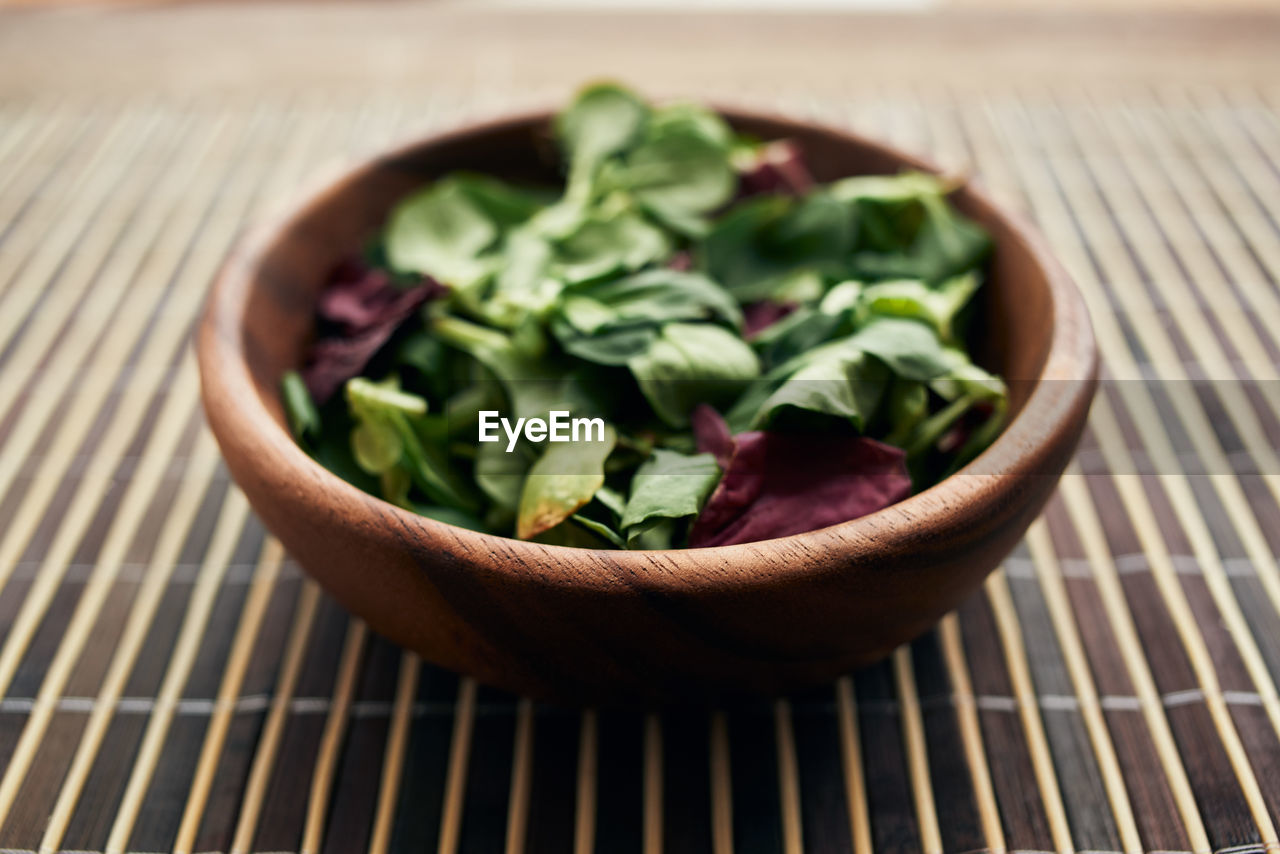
[2,0,1277,104]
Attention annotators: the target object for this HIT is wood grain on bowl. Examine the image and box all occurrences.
[197,109,1097,703]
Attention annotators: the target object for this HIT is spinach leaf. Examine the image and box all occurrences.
[551,83,651,228]
[857,274,978,344]
[901,350,1006,469]
[452,173,550,227]
[516,425,617,539]
[345,377,479,512]
[883,379,929,448]
[847,317,955,381]
[595,485,628,519]
[748,279,863,367]
[831,173,991,283]
[701,192,854,302]
[556,83,650,171]
[647,101,734,148]
[281,370,320,440]
[431,314,568,421]
[474,438,535,511]
[750,347,890,432]
[927,347,1006,403]
[346,376,428,473]
[478,228,561,329]
[570,513,627,548]
[550,269,742,365]
[627,323,760,427]
[385,177,501,286]
[621,449,721,543]
[612,113,735,237]
[552,210,670,284]
[727,317,954,431]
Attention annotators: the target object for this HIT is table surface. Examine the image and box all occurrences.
[2,6,1280,853]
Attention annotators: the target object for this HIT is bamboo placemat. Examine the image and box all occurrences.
[3,76,1280,854]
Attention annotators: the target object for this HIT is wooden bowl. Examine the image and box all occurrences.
[197,108,1097,703]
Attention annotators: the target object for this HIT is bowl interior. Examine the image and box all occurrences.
[243,110,1052,462]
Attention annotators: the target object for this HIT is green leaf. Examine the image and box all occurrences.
[474,439,535,511]
[858,274,980,345]
[884,380,929,447]
[578,269,741,327]
[628,518,677,550]
[451,173,550,227]
[352,416,403,474]
[904,394,977,459]
[830,172,991,283]
[385,177,501,285]
[751,348,889,432]
[431,314,569,421]
[281,371,320,439]
[516,426,617,539]
[749,307,833,366]
[347,375,429,419]
[553,84,651,227]
[726,317,952,432]
[387,409,480,512]
[895,346,1006,469]
[558,326,661,367]
[829,171,947,208]
[847,317,955,381]
[570,513,628,548]
[345,377,478,512]
[628,323,760,427]
[304,396,380,493]
[594,485,628,518]
[556,83,650,168]
[478,228,562,329]
[946,397,1008,475]
[615,123,734,236]
[647,101,734,148]
[552,210,670,284]
[620,449,721,539]
[927,348,1007,403]
[701,193,853,301]
[346,376,426,475]
[550,269,743,365]
[820,280,864,314]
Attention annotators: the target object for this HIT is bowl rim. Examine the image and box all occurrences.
[198,105,1098,588]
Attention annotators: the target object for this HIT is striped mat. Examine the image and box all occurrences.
[1,84,1280,853]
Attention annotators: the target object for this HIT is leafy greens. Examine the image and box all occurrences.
[282,82,1007,550]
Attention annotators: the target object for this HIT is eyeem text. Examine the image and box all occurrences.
[478,410,608,452]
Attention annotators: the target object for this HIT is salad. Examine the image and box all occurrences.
[281,83,1007,550]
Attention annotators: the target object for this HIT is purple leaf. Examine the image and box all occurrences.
[741,300,797,338]
[736,140,814,199]
[666,250,694,272]
[301,260,442,404]
[692,403,734,468]
[689,407,911,547]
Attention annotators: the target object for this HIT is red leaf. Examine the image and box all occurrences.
[692,403,734,468]
[666,250,694,272]
[301,260,442,404]
[736,140,815,199]
[689,408,911,547]
[741,300,797,338]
